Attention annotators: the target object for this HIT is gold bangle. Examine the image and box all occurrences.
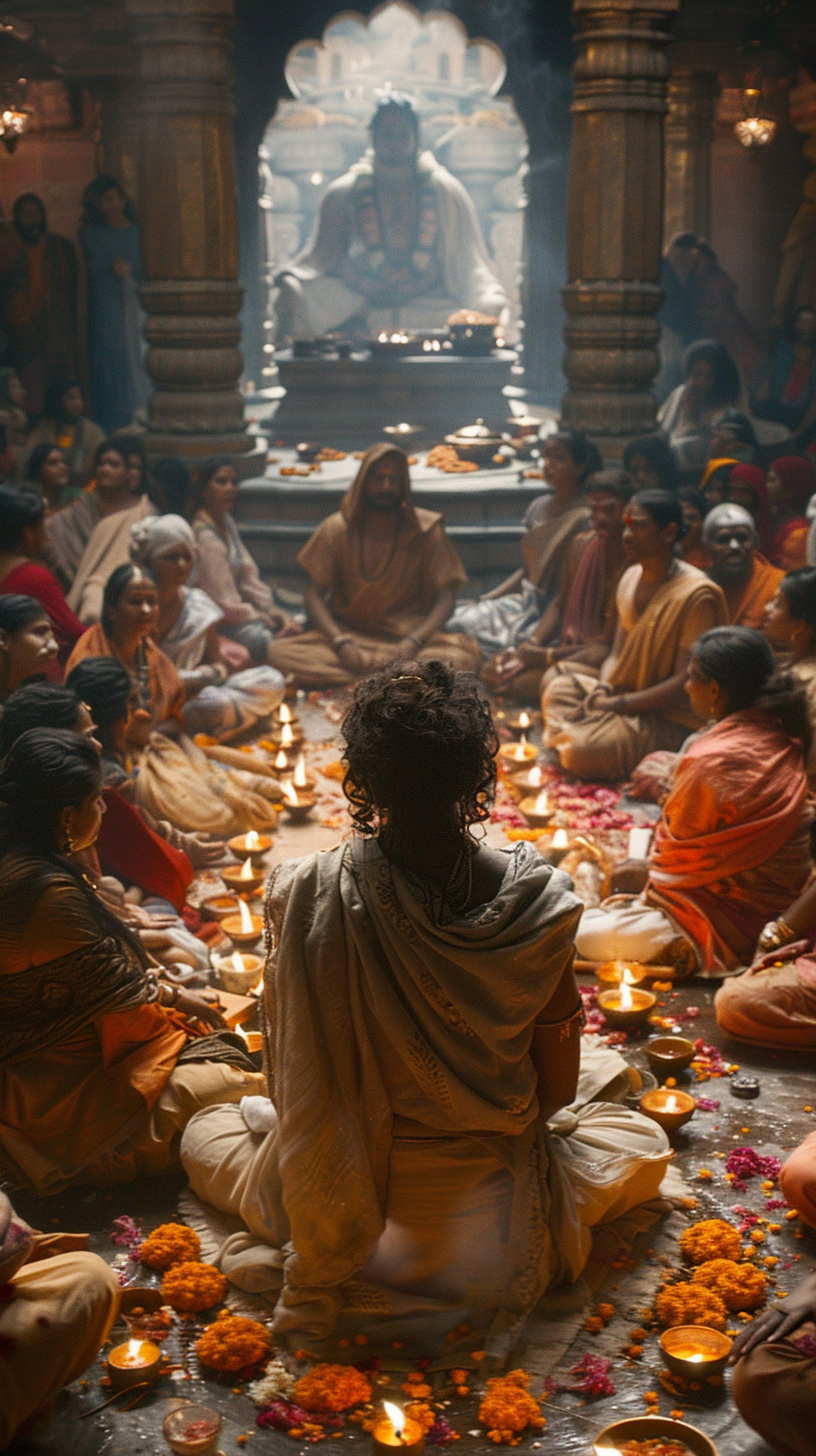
[535,1001,585,1031]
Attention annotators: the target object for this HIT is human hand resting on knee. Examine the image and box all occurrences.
[730,1273,816,1360]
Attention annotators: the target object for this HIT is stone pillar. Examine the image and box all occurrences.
[561,0,679,447]
[125,0,252,461]
[664,70,717,243]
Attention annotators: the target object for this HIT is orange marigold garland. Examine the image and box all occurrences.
[678,1219,742,1265]
[139,1221,201,1271]
[655,1283,728,1332]
[196,1310,272,1372]
[160,1261,228,1313]
[293,1364,373,1413]
[478,1369,545,1445]
[691,1259,767,1313]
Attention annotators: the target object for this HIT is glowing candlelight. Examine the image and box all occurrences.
[232,951,245,974]
[278,702,292,724]
[372,1402,425,1456]
[619,980,633,1012]
[553,828,568,849]
[239,899,254,934]
[533,790,549,814]
[529,765,542,787]
[294,753,307,788]
[107,1335,162,1390]
[281,721,294,749]
[597,984,657,1028]
[275,749,288,770]
[282,778,298,806]
[385,1405,404,1439]
[640,1086,696,1132]
[252,976,264,997]
[659,1326,733,1380]
[519,711,530,730]
[239,856,254,881]
[513,742,526,762]
[245,830,259,850]
[222,896,263,948]
[223,856,265,893]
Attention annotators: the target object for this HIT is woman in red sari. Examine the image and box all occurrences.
[767,455,816,570]
[0,486,84,662]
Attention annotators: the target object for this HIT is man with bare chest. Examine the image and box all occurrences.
[274,93,507,338]
[267,443,480,687]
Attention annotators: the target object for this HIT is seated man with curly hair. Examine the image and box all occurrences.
[181,660,670,1350]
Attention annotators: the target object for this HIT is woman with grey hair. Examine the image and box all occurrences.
[703,502,783,629]
[129,513,285,740]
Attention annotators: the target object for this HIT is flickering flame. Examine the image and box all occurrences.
[686,1352,705,1363]
[235,1022,249,1045]
[513,742,526,762]
[533,790,549,814]
[528,765,542,788]
[519,711,530,730]
[252,977,264,997]
[278,702,292,724]
[383,1403,405,1439]
[619,981,634,1011]
[281,721,294,748]
[275,749,288,771]
[127,1338,142,1362]
[664,1095,680,1113]
[232,952,246,975]
[245,830,259,851]
[283,778,299,806]
[552,828,568,849]
[623,968,635,986]
[239,899,254,934]
[239,856,254,881]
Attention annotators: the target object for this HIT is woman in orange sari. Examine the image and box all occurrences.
[0,730,264,1194]
[65,562,184,730]
[577,627,812,976]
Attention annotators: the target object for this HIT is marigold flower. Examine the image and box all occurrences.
[405,1401,437,1433]
[293,1363,372,1412]
[479,1370,544,1444]
[139,1221,200,1271]
[161,1260,228,1312]
[691,1259,767,1313]
[196,1310,272,1372]
[679,1219,742,1265]
[655,1283,728,1331]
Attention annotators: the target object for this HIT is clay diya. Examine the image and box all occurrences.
[539,827,571,866]
[267,718,305,752]
[290,751,317,793]
[597,984,657,1029]
[227,829,273,863]
[216,949,263,995]
[640,1087,696,1133]
[596,960,650,987]
[593,1416,718,1456]
[222,856,266,895]
[107,1336,162,1391]
[222,898,263,948]
[280,779,316,823]
[645,1034,696,1079]
[507,762,547,798]
[497,737,538,770]
[519,789,553,828]
[372,1403,426,1456]
[506,709,539,739]
[660,1325,733,1380]
[200,893,240,923]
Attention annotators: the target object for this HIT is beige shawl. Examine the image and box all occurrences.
[67,497,154,623]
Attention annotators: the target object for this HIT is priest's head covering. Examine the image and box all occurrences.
[129,513,195,566]
[703,502,757,544]
[340,443,419,534]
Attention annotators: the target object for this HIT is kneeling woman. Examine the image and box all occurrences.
[577,627,813,977]
[181,663,670,1352]
[0,731,264,1194]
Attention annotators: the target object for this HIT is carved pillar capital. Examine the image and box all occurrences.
[125,0,252,458]
[561,0,679,446]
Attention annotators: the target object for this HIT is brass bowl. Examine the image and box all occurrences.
[660,1325,733,1379]
[645,1035,696,1078]
[594,1415,719,1456]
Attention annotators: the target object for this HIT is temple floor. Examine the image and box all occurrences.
[3,698,814,1456]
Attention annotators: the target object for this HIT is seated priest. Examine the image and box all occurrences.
[485,468,633,702]
[714,872,816,1051]
[576,627,813,978]
[0,1190,120,1447]
[180,663,671,1350]
[762,567,816,791]
[731,1260,816,1456]
[267,443,479,687]
[274,91,508,339]
[703,502,783,628]
[542,490,726,780]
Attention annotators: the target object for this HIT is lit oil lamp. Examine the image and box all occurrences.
[659,1325,733,1380]
[519,788,553,828]
[280,777,316,823]
[222,854,266,895]
[507,709,538,739]
[200,893,240,922]
[271,717,305,753]
[107,1335,162,1391]
[597,981,657,1029]
[639,1086,696,1133]
[291,751,317,792]
[274,748,289,774]
[163,1404,224,1456]
[227,828,273,862]
[645,1034,696,1079]
[222,896,263,948]
[235,1022,264,1055]
[539,826,570,866]
[596,961,650,987]
[216,948,264,994]
[508,761,545,797]
[276,700,300,728]
[497,734,538,769]
[372,1402,426,1456]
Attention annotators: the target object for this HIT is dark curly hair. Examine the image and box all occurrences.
[341,660,498,837]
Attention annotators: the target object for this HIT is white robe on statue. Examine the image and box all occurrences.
[277,150,509,336]
[181,837,670,1354]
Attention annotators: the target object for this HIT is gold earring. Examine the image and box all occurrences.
[63,829,74,854]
